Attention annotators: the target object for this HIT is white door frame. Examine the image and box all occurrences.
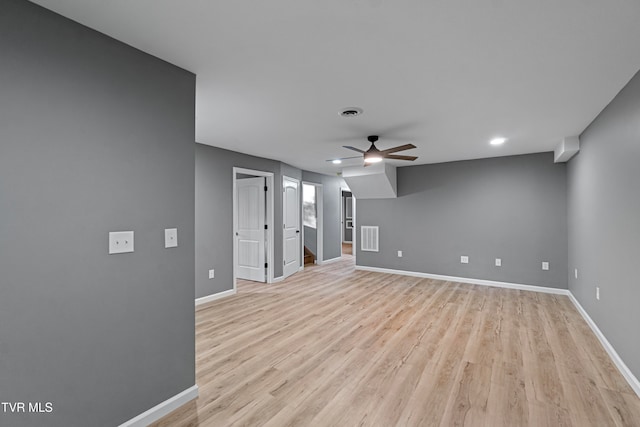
[233,167,275,291]
[340,186,356,263]
[340,187,349,254]
[283,175,302,278]
[352,193,357,265]
[301,181,323,267]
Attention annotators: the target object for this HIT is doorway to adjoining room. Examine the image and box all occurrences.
[302,182,323,267]
[341,188,354,259]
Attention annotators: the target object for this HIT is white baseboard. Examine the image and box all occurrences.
[321,256,342,265]
[567,292,640,398]
[272,276,284,283]
[355,265,569,295]
[119,384,198,427]
[195,289,235,306]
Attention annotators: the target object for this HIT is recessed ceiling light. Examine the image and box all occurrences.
[490,137,507,146]
[332,159,342,164]
[340,107,363,118]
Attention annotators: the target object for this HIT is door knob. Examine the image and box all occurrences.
[296,230,300,233]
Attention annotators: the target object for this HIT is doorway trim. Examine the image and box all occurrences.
[340,186,349,254]
[233,167,275,291]
[340,186,356,264]
[301,181,323,267]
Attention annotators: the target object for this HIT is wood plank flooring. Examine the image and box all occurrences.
[152,256,640,426]
[342,242,353,255]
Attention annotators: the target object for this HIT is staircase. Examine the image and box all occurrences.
[304,246,316,265]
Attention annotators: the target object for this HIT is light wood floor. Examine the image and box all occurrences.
[153,256,640,426]
[342,242,353,255]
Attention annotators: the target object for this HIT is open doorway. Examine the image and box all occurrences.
[341,187,355,263]
[302,182,323,267]
[232,167,274,289]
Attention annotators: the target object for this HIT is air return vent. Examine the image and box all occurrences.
[361,226,379,252]
[340,107,363,117]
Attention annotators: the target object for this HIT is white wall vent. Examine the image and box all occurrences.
[361,226,379,252]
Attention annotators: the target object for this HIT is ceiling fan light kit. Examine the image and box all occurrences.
[338,135,418,166]
[364,155,383,163]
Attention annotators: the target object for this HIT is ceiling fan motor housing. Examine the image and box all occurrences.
[339,135,418,164]
[366,135,381,154]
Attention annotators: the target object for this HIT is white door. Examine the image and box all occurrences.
[283,176,300,279]
[236,177,266,282]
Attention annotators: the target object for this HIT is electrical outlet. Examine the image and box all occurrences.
[574,268,578,279]
[495,258,502,267]
[460,256,469,264]
[208,269,215,279]
[542,261,549,271]
[397,250,403,257]
[109,231,134,254]
[596,286,600,300]
[165,228,178,248]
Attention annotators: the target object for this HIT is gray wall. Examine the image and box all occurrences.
[304,226,317,256]
[281,162,303,182]
[567,70,640,379]
[0,1,196,426]
[196,144,304,298]
[357,153,568,289]
[301,171,346,262]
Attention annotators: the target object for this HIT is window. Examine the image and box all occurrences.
[303,184,316,228]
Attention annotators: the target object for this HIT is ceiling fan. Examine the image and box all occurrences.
[330,135,418,166]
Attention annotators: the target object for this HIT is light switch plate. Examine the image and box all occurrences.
[165,228,178,248]
[109,231,134,254]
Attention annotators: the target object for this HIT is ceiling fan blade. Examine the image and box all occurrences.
[381,144,417,154]
[325,156,361,162]
[384,154,418,161]
[343,145,365,153]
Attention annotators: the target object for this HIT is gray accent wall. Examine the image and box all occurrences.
[0,1,196,426]
[304,226,317,256]
[301,171,346,262]
[196,144,304,298]
[567,70,640,379]
[357,153,568,288]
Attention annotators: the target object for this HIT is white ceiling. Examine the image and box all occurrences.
[33,0,640,174]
